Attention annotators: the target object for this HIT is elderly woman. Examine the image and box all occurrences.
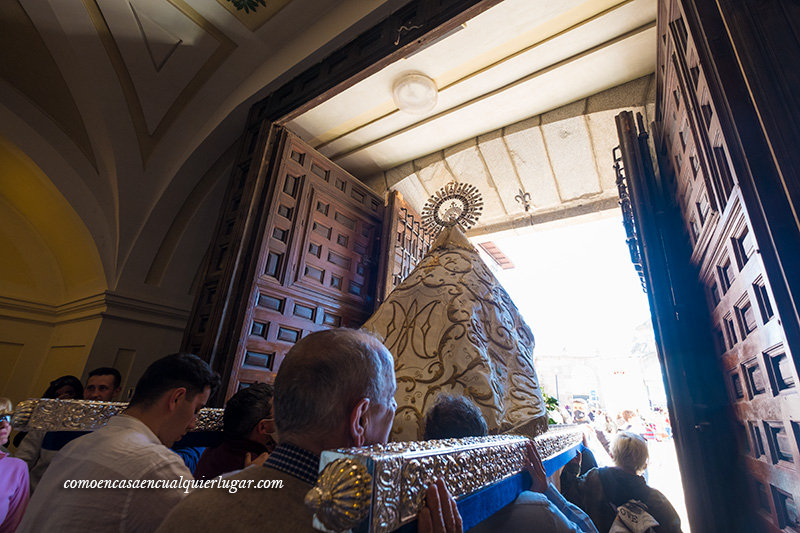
[560,431,682,533]
[0,398,30,533]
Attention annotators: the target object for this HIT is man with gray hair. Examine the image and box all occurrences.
[158,328,461,532]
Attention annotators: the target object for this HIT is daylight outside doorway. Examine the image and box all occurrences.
[470,210,690,531]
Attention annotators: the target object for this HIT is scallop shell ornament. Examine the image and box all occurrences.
[305,458,373,531]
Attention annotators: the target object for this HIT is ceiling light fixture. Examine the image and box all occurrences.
[392,73,438,115]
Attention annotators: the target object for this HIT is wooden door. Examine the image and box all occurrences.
[183,120,439,400]
[616,110,749,531]
[376,190,435,303]
[637,2,800,530]
[226,129,387,395]
[184,124,387,399]
[617,1,800,524]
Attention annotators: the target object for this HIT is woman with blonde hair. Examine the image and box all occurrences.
[560,431,682,532]
[0,398,30,532]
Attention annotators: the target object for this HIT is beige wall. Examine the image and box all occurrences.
[0,321,54,404]
[0,294,189,405]
[0,133,212,406]
[0,313,100,404]
[82,313,187,401]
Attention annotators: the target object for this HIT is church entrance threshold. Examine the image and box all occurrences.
[473,211,690,530]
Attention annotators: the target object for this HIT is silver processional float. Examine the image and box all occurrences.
[6,183,584,532]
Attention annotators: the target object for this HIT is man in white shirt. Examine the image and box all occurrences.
[18,352,220,533]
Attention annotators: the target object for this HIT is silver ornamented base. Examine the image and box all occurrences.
[10,398,224,432]
[308,425,583,533]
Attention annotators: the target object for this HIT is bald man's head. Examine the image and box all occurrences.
[273,329,396,444]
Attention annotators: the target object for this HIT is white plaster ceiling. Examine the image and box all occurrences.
[0,0,399,307]
[375,76,656,233]
[0,0,656,313]
[287,0,658,233]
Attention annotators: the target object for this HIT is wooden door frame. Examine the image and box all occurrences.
[191,0,800,528]
[616,111,750,531]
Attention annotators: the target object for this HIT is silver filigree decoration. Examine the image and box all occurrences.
[421,182,483,235]
[194,406,224,431]
[313,428,583,532]
[11,399,224,432]
[306,458,372,532]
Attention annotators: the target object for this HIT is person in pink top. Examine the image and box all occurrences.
[0,398,30,533]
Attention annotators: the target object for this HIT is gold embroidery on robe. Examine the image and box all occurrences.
[364,225,548,441]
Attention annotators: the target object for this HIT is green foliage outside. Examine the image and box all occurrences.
[543,390,559,425]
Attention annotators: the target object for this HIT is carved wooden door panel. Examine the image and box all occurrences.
[225,129,386,396]
[184,122,438,401]
[376,190,435,303]
[639,2,800,530]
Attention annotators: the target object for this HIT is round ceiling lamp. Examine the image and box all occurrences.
[392,73,438,115]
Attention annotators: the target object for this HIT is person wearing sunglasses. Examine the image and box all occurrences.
[12,375,84,450]
[43,376,84,401]
[0,398,30,533]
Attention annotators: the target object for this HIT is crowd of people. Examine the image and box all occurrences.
[0,328,682,532]
[558,400,673,446]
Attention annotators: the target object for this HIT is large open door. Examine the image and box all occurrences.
[616,110,749,531]
[183,123,434,400]
[624,1,800,531]
[184,125,386,398]
[224,128,389,394]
